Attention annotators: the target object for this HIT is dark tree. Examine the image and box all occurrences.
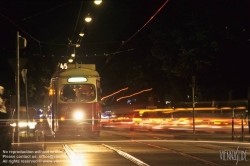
[148,0,250,101]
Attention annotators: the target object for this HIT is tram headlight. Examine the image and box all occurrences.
[74,111,84,120]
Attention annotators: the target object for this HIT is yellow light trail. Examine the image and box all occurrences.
[101,87,128,101]
[116,88,152,101]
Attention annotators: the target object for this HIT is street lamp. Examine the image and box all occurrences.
[85,14,92,22]
[79,31,85,37]
[68,58,73,63]
[94,0,102,5]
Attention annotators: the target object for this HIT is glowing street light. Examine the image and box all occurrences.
[85,14,92,22]
[79,31,85,37]
[68,58,73,63]
[94,0,102,5]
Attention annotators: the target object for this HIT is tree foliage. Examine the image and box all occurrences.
[150,1,219,78]
[21,57,54,106]
[13,0,250,107]
[148,0,249,101]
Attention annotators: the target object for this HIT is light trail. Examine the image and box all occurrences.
[116,88,152,101]
[101,87,128,101]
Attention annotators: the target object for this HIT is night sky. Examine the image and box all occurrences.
[0,1,165,58]
[0,0,167,71]
[0,0,250,105]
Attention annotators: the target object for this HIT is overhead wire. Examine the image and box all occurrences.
[71,26,84,51]
[66,0,83,57]
[0,11,45,57]
[0,12,69,58]
[38,42,43,57]
[1,8,140,59]
[1,1,168,60]
[1,9,149,60]
[32,47,139,59]
[104,48,134,56]
[76,46,144,58]
[0,12,71,47]
[70,0,83,43]
[124,0,169,45]
[20,1,74,21]
[100,0,169,71]
[0,12,40,43]
[66,0,83,56]
[0,1,84,57]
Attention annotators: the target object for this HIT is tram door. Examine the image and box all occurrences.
[50,79,58,134]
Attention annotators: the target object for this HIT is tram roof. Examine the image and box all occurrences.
[52,64,100,78]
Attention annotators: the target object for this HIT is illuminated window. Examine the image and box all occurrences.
[68,77,87,83]
[60,84,96,102]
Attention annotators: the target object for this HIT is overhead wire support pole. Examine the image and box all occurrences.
[248,87,250,134]
[16,31,20,146]
[192,76,195,135]
[241,114,244,141]
[21,69,29,136]
[232,108,234,141]
[25,71,28,137]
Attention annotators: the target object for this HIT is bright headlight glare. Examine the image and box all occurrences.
[74,111,84,120]
[10,122,37,129]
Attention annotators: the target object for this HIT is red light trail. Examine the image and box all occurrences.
[116,88,153,101]
[101,87,128,101]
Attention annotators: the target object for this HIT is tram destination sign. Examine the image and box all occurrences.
[68,77,87,83]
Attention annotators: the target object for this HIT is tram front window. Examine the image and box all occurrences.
[60,84,96,102]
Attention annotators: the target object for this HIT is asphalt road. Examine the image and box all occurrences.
[5,128,250,166]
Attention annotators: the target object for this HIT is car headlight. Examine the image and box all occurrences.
[10,122,37,129]
[74,111,84,120]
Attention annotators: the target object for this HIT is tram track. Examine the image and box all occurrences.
[62,144,85,166]
[102,144,150,166]
[136,131,250,162]
[130,139,222,166]
[39,130,249,166]
[101,130,226,166]
[62,143,151,166]
[106,130,250,166]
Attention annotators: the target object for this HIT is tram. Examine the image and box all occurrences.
[46,63,102,136]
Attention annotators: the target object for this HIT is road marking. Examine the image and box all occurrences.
[103,144,150,166]
[63,144,85,166]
